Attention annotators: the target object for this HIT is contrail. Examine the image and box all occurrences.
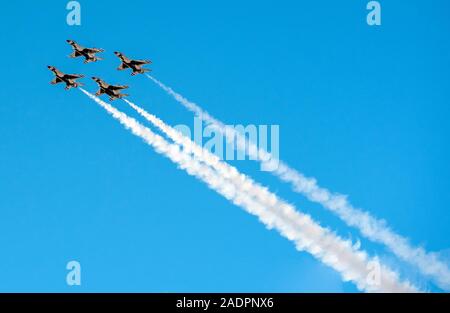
[121,96,416,292]
[146,75,450,290]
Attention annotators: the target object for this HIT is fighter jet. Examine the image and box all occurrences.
[92,77,129,101]
[66,40,104,63]
[114,51,152,76]
[48,66,84,90]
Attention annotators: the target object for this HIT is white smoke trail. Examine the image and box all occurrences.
[146,75,450,290]
[121,96,416,292]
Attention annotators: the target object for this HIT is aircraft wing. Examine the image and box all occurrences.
[64,74,84,80]
[131,59,151,65]
[95,89,106,96]
[109,84,129,90]
[84,47,104,53]
[117,63,127,70]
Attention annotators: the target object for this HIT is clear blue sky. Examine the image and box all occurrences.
[0,0,449,292]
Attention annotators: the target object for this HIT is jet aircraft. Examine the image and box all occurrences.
[67,40,104,63]
[92,77,129,101]
[114,51,151,76]
[48,66,84,90]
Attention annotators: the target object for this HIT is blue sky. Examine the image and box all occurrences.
[0,0,449,292]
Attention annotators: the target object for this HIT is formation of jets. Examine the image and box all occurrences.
[48,40,152,100]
